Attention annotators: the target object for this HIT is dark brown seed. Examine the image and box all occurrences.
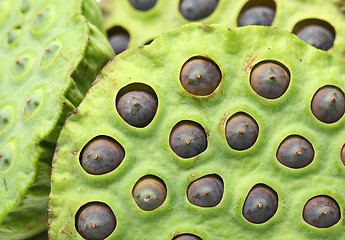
[107,26,130,55]
[187,175,223,208]
[238,6,275,27]
[276,135,314,169]
[117,90,158,127]
[76,202,116,240]
[341,145,345,166]
[295,24,335,51]
[303,195,340,228]
[250,61,290,99]
[179,0,218,21]
[180,57,221,96]
[132,175,167,211]
[80,136,125,175]
[129,0,157,11]
[169,121,207,158]
[225,113,258,151]
[173,234,202,240]
[311,86,345,123]
[242,184,278,224]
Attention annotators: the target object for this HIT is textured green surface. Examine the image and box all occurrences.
[0,0,113,239]
[49,24,345,239]
[100,0,345,58]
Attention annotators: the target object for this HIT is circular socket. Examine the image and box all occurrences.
[180,56,221,96]
[237,0,276,27]
[132,175,167,211]
[242,184,278,224]
[276,135,314,169]
[293,19,335,51]
[179,0,218,21]
[303,195,340,228]
[311,86,345,124]
[225,112,259,151]
[173,234,202,240]
[107,26,130,55]
[250,61,290,99]
[169,120,207,158]
[341,145,345,166]
[187,174,223,208]
[116,83,158,128]
[76,202,116,240]
[129,0,157,11]
[80,136,125,175]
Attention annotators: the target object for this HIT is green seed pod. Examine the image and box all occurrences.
[0,0,113,238]
[99,0,345,59]
[49,24,345,239]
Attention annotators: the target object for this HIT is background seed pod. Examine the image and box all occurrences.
[0,0,113,239]
[99,0,345,59]
[49,24,345,239]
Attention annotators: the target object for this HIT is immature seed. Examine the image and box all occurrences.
[242,184,278,224]
[303,195,340,228]
[129,0,157,11]
[107,26,130,55]
[179,0,218,21]
[238,6,275,27]
[295,24,335,51]
[187,175,223,207]
[76,202,116,240]
[169,121,207,158]
[80,136,125,175]
[180,57,221,96]
[311,86,345,123]
[276,135,314,169]
[225,113,258,151]
[250,61,290,99]
[132,175,167,211]
[173,234,202,240]
[117,90,158,127]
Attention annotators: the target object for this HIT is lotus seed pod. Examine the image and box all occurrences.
[99,0,345,58]
[49,24,345,239]
[0,0,113,238]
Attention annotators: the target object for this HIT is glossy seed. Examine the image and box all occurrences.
[250,62,290,99]
[341,145,345,166]
[132,175,167,211]
[311,86,345,123]
[107,26,130,55]
[129,0,157,11]
[295,24,335,51]
[179,0,218,21]
[173,234,202,240]
[225,113,258,151]
[238,6,275,27]
[76,202,116,240]
[303,196,340,228]
[169,121,207,158]
[276,135,314,169]
[117,90,158,127]
[187,175,223,207]
[180,57,221,96]
[80,136,125,175]
[242,184,278,224]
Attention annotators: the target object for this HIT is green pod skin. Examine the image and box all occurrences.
[49,24,345,239]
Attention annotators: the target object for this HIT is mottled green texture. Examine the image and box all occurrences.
[0,0,113,239]
[100,0,345,58]
[49,24,345,239]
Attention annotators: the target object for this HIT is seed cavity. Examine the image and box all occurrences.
[276,135,314,169]
[180,56,221,96]
[0,143,14,171]
[0,107,11,133]
[169,120,207,158]
[107,26,130,55]
[172,234,202,240]
[76,202,116,240]
[12,55,32,78]
[40,41,61,67]
[225,112,259,151]
[340,144,345,166]
[7,26,22,44]
[21,0,31,13]
[80,135,125,175]
[187,174,223,208]
[129,0,157,11]
[32,8,54,32]
[132,175,167,211]
[311,86,345,124]
[179,0,218,21]
[293,19,335,51]
[242,184,278,224]
[23,90,42,118]
[237,0,276,27]
[250,61,290,99]
[303,195,340,228]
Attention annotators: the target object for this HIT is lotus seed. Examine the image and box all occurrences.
[180,57,221,96]
[169,121,207,158]
[129,0,157,11]
[341,145,345,166]
[303,196,340,228]
[107,26,130,55]
[173,234,202,240]
[179,0,218,21]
